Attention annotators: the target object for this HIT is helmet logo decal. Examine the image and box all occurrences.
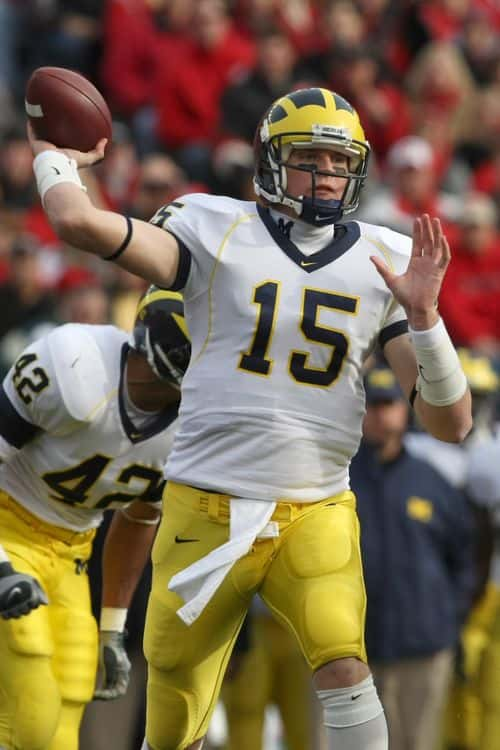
[269,104,288,124]
[332,93,354,113]
[287,88,327,109]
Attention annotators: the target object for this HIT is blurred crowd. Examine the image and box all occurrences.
[1,1,500,749]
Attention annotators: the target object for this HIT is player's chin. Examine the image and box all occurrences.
[314,190,339,200]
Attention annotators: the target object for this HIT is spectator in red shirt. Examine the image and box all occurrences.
[99,0,193,154]
[439,193,500,359]
[154,0,255,184]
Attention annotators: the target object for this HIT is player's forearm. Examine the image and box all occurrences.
[44,183,124,255]
[414,389,472,443]
[33,149,181,286]
[101,505,159,609]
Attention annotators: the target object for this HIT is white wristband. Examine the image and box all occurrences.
[33,150,86,205]
[100,607,128,632]
[410,317,467,406]
[0,544,9,564]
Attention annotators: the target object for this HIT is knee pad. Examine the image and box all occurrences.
[50,606,98,704]
[6,663,62,750]
[316,675,384,728]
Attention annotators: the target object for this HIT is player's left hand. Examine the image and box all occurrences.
[370,214,450,325]
[93,630,131,700]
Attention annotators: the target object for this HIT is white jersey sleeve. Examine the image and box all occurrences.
[1,329,72,438]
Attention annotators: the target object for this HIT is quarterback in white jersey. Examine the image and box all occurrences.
[30,86,472,750]
[0,288,190,750]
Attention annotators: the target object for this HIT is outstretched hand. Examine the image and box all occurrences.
[27,122,107,167]
[370,214,450,326]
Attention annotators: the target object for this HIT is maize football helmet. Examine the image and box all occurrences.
[254,87,370,226]
[133,287,190,387]
[458,348,499,437]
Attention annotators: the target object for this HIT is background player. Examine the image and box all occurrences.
[28,87,471,750]
[0,287,190,750]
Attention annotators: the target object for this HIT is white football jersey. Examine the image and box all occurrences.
[466,432,500,584]
[152,194,411,501]
[0,324,178,531]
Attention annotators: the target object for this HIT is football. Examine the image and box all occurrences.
[25,66,113,152]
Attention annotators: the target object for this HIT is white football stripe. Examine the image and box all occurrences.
[25,100,44,117]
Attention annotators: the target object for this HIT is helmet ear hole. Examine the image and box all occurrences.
[133,287,191,386]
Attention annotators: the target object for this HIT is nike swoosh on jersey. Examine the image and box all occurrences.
[300,260,318,267]
[175,535,200,544]
[351,693,362,701]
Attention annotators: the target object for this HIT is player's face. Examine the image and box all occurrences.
[285,148,349,201]
[362,399,409,447]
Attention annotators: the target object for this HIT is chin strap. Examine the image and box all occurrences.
[299,196,344,226]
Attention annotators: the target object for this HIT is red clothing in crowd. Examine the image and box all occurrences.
[352,84,411,162]
[473,159,500,197]
[100,0,158,116]
[155,26,255,149]
[100,0,190,119]
[439,237,500,346]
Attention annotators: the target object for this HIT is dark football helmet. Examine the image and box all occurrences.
[133,287,190,387]
[253,87,370,226]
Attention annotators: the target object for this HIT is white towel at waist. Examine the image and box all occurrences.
[168,498,277,625]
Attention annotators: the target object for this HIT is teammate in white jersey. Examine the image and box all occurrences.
[0,287,190,750]
[29,87,472,750]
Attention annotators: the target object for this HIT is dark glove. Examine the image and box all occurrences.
[93,630,131,700]
[0,562,48,619]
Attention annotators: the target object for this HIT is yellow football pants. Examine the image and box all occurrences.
[222,611,313,750]
[0,492,97,750]
[144,482,366,750]
[442,583,500,750]
[477,585,500,750]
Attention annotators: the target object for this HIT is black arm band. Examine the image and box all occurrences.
[104,216,133,261]
[409,383,418,408]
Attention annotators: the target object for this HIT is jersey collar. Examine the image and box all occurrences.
[257,204,360,272]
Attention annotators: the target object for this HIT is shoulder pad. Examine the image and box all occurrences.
[46,325,115,421]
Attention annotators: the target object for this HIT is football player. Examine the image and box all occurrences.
[0,287,190,750]
[29,86,472,750]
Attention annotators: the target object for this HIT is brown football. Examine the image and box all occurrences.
[25,66,113,152]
